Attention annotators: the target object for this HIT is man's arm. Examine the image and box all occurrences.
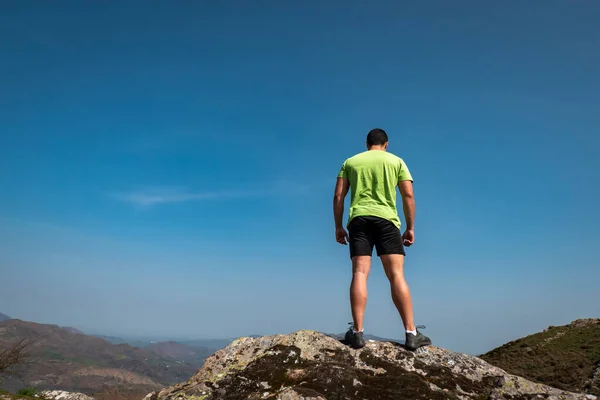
[334,177,350,244]
[398,180,415,246]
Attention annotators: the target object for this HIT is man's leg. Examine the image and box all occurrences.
[374,218,431,350]
[380,254,415,331]
[350,255,372,332]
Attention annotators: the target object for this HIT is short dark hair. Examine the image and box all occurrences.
[366,128,388,146]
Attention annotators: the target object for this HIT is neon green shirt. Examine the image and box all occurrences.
[338,150,413,229]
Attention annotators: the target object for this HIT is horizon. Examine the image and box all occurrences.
[1,1,599,356]
[5,312,596,354]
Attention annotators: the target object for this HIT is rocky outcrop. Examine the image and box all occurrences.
[569,319,600,329]
[143,330,597,400]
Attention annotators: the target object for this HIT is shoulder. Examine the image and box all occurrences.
[343,151,367,164]
[384,152,406,165]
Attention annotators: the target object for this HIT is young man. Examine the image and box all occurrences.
[333,128,431,351]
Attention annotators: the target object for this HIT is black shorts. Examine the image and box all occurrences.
[348,216,406,259]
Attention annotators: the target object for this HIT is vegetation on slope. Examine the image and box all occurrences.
[481,318,600,396]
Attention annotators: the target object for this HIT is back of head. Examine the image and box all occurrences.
[366,128,388,148]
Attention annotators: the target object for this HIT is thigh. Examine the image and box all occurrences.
[372,218,406,257]
[348,217,374,259]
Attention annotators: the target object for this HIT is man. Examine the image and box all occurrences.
[333,128,431,351]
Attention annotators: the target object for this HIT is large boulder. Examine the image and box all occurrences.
[38,391,95,400]
[143,330,597,400]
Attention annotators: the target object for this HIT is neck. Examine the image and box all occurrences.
[368,145,386,151]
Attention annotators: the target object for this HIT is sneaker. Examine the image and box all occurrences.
[345,323,366,349]
[405,325,432,351]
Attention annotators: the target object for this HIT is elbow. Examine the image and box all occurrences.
[402,193,414,201]
[334,194,345,204]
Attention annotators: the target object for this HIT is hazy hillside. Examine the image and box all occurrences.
[171,338,234,353]
[61,327,84,335]
[481,318,600,396]
[90,335,126,345]
[0,313,11,322]
[145,341,212,367]
[86,336,224,367]
[0,320,198,400]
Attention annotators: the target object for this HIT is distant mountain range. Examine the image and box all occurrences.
[0,314,229,355]
[90,335,126,345]
[61,327,84,335]
[0,313,238,400]
[0,319,199,400]
[145,341,213,366]
[89,336,233,361]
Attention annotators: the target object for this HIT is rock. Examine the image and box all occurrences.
[37,391,94,400]
[586,362,600,395]
[569,319,600,329]
[144,330,595,400]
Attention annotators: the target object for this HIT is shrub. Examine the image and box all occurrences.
[0,339,30,376]
[17,387,37,396]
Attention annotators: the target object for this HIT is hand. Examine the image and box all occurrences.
[336,227,349,245]
[402,229,415,247]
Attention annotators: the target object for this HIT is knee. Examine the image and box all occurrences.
[352,270,369,279]
[387,273,406,284]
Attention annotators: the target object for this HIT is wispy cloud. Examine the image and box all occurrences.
[112,190,219,207]
[111,182,310,207]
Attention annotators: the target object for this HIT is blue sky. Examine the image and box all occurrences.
[1,1,599,355]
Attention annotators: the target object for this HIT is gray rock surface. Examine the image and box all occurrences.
[38,391,94,400]
[587,362,600,396]
[143,329,596,400]
[0,390,93,400]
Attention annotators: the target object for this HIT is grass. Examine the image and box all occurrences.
[481,319,600,396]
[64,356,109,367]
[0,388,39,400]
[16,388,36,397]
[42,350,64,361]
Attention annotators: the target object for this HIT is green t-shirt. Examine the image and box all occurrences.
[338,150,413,229]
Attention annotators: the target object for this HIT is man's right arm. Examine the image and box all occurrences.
[333,177,350,245]
[398,180,415,246]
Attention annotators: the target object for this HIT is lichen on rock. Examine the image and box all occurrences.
[37,390,95,400]
[144,330,596,400]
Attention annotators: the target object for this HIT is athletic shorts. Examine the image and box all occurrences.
[348,216,406,259]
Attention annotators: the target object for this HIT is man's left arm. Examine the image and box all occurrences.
[333,177,350,244]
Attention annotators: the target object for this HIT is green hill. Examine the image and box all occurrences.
[481,318,600,396]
